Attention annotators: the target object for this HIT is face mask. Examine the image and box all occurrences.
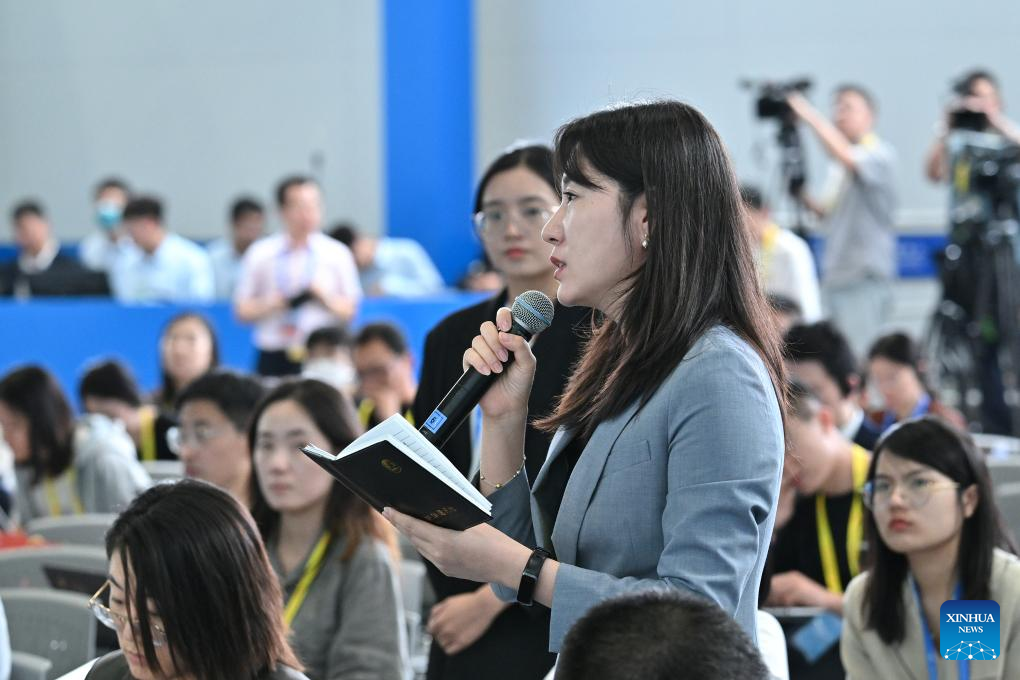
[96,202,123,231]
[302,359,356,391]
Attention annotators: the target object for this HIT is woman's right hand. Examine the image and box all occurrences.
[462,307,536,420]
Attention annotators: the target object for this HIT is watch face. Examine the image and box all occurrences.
[517,548,550,606]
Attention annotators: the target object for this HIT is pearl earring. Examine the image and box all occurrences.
[641,235,649,249]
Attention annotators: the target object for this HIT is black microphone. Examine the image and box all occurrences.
[419,290,555,448]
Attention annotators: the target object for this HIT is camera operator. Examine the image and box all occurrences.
[785,85,899,359]
[925,69,1020,185]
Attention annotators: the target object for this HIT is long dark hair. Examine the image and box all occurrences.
[105,479,301,680]
[538,101,786,436]
[0,365,75,483]
[473,143,556,214]
[158,312,220,411]
[862,416,1018,644]
[248,379,395,561]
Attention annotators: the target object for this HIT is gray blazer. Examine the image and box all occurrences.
[490,325,784,651]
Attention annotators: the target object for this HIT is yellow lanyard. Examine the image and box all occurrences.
[139,405,157,462]
[759,222,780,283]
[357,400,415,429]
[816,445,869,594]
[43,468,85,517]
[282,532,332,626]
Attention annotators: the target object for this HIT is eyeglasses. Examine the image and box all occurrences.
[166,424,228,455]
[473,204,555,237]
[862,476,961,510]
[88,580,168,647]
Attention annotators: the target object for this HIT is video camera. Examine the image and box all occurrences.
[742,78,813,121]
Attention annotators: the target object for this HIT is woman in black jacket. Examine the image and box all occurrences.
[413,143,590,680]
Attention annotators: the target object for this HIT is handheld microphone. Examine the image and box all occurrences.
[419,290,555,449]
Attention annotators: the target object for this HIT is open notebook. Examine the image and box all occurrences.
[302,414,492,531]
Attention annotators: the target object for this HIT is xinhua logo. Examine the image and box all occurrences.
[940,600,1000,661]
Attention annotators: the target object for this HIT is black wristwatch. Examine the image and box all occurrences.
[516,547,551,606]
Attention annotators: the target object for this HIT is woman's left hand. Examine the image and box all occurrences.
[382,508,528,585]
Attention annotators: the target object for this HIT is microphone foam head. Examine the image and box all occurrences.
[511,290,555,334]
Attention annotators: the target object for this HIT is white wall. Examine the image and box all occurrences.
[0,0,382,241]
[476,0,1020,231]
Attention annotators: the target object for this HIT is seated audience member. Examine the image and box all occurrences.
[330,222,445,297]
[867,332,967,433]
[768,381,871,677]
[234,176,361,377]
[110,195,215,302]
[768,294,803,337]
[85,480,308,680]
[742,185,822,322]
[353,323,416,428]
[250,380,407,680]
[1,200,95,298]
[80,177,134,272]
[151,312,220,414]
[0,366,150,523]
[80,360,176,462]
[457,255,504,293]
[554,590,771,680]
[208,196,266,300]
[785,321,882,450]
[843,416,1020,679]
[302,326,357,397]
[172,370,265,507]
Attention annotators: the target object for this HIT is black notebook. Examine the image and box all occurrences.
[301,414,493,531]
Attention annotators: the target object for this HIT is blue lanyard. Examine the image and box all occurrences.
[913,579,968,680]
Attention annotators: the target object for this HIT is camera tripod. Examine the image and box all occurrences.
[925,215,1020,435]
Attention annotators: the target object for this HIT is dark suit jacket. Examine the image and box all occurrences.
[412,290,591,680]
[0,253,108,297]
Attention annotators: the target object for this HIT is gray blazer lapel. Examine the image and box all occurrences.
[549,400,642,566]
[530,427,575,550]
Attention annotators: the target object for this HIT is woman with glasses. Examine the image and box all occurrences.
[0,365,150,523]
[392,102,785,655]
[411,143,591,680]
[250,379,407,680]
[842,416,1020,679]
[86,479,307,679]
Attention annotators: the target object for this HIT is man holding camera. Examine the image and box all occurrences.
[786,85,898,359]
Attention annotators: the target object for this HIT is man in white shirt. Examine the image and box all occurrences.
[234,176,362,376]
[110,196,215,303]
[741,184,821,322]
[207,196,266,300]
[80,177,137,272]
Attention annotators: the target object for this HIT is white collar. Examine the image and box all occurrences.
[18,238,60,273]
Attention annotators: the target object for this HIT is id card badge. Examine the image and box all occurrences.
[791,612,843,664]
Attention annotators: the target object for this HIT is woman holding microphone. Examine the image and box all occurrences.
[385,100,786,650]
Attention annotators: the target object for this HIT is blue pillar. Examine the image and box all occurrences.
[382,0,477,285]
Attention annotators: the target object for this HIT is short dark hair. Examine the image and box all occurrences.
[784,321,860,397]
[306,325,353,353]
[328,222,359,248]
[474,144,555,213]
[175,370,265,432]
[275,175,317,208]
[94,177,130,199]
[123,195,163,223]
[835,83,877,112]
[862,417,1019,645]
[230,196,264,224]
[556,590,771,680]
[354,322,409,356]
[79,360,142,408]
[105,480,301,679]
[0,365,74,483]
[739,184,766,211]
[955,69,1000,96]
[867,331,930,390]
[786,378,822,422]
[11,200,45,222]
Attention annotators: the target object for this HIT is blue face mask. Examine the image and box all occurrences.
[96,202,122,231]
